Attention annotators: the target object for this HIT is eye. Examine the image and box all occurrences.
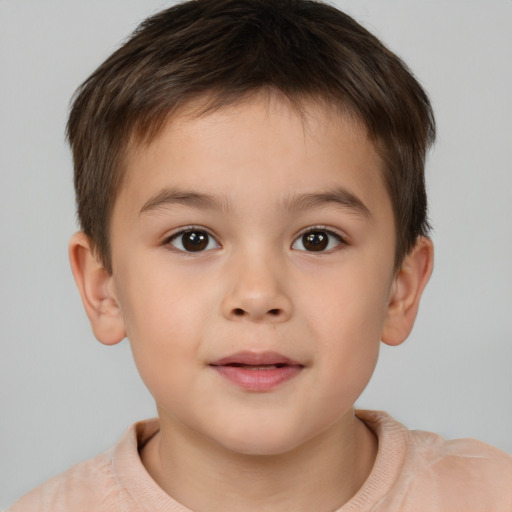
[292,229,345,252]
[168,229,220,252]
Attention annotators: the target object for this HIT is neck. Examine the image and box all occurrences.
[141,409,377,512]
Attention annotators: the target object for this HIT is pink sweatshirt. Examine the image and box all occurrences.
[8,410,512,511]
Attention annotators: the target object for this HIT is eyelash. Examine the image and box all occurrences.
[292,227,347,253]
[163,226,347,253]
[164,226,220,254]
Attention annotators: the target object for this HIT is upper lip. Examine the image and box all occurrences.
[210,351,303,367]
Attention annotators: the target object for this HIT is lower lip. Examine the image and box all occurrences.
[211,365,303,391]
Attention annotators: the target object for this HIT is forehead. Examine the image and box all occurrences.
[115,95,391,226]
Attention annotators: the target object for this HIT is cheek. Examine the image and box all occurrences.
[299,260,392,341]
[315,302,381,391]
[117,258,213,336]
[297,261,391,394]
[114,263,222,395]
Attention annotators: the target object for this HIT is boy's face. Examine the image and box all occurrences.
[108,96,398,455]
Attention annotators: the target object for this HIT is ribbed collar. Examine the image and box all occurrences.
[112,410,409,512]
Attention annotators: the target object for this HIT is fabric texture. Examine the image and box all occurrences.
[8,411,512,511]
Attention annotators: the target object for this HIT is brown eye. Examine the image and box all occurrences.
[169,229,219,252]
[292,229,344,252]
[302,231,328,251]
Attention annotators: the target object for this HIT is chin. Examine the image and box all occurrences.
[223,438,298,457]
[214,422,308,457]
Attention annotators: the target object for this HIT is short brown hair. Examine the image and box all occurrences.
[67,0,435,273]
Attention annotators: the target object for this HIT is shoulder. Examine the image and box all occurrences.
[7,419,161,512]
[358,411,512,511]
[403,429,512,509]
[7,448,120,512]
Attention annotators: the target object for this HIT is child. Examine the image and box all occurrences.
[8,0,512,510]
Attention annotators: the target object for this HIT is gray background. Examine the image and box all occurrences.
[1,0,511,507]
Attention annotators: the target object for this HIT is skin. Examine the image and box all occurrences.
[70,94,433,511]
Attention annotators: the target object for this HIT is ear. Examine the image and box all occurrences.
[69,232,126,345]
[381,236,434,346]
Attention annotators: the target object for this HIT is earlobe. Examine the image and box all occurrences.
[68,232,126,346]
[381,236,434,346]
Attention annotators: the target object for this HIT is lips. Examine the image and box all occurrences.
[210,351,304,391]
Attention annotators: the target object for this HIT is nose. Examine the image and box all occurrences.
[221,253,293,323]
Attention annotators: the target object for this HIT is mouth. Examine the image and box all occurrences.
[209,351,304,391]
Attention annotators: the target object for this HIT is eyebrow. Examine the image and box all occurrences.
[140,186,371,219]
[140,188,234,215]
[281,188,372,219]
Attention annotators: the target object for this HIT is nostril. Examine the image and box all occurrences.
[268,309,281,316]
[233,308,245,316]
